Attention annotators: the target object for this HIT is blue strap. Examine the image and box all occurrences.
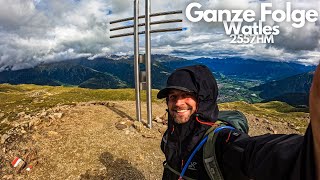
[214,126,235,133]
[179,126,235,179]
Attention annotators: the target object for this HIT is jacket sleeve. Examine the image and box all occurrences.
[217,124,315,180]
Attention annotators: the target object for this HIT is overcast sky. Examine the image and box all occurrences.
[0,0,319,71]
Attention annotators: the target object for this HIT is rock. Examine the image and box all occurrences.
[48,115,56,120]
[115,123,127,130]
[29,118,41,128]
[77,102,86,106]
[1,134,9,144]
[133,121,144,132]
[267,126,274,131]
[288,123,295,129]
[125,120,133,127]
[153,116,163,123]
[40,111,47,117]
[262,119,270,124]
[142,133,156,139]
[0,112,5,118]
[19,122,28,128]
[21,130,27,134]
[24,114,31,119]
[47,131,59,136]
[294,126,301,131]
[2,175,14,179]
[306,118,310,124]
[162,120,168,125]
[118,121,126,125]
[53,113,63,119]
[1,118,8,123]
[17,112,25,117]
[266,126,277,134]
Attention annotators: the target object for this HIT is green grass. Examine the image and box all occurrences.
[219,101,309,132]
[0,84,309,133]
[0,84,161,122]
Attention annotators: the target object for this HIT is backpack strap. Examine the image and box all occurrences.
[204,121,225,136]
[179,121,233,180]
[164,121,234,180]
[203,123,234,180]
[163,161,196,180]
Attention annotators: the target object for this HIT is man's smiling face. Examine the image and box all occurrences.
[167,89,197,124]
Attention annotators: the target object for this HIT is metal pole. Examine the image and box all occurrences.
[134,0,141,122]
[110,19,183,31]
[145,0,152,128]
[110,10,182,24]
[110,27,183,38]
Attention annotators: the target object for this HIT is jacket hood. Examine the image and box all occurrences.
[160,65,220,167]
[159,64,219,123]
[187,65,219,122]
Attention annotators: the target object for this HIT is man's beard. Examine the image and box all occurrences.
[170,105,194,124]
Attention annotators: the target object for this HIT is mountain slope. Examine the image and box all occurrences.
[193,57,315,81]
[0,62,127,88]
[251,71,314,106]
[0,55,316,105]
[79,74,127,89]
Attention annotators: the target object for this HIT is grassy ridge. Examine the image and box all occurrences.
[0,84,309,133]
[220,101,309,130]
[0,84,161,120]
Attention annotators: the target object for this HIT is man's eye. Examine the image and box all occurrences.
[169,95,176,100]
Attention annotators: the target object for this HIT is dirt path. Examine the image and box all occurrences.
[1,101,302,180]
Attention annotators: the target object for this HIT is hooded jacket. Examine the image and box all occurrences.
[160,65,316,180]
[160,65,220,179]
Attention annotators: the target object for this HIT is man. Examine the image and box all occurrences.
[158,65,320,180]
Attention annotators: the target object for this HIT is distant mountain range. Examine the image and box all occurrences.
[193,57,315,81]
[251,71,314,106]
[0,54,316,106]
[0,61,127,88]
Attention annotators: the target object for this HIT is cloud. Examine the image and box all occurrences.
[0,0,113,70]
[257,0,320,52]
[0,0,319,71]
[174,0,320,62]
[271,22,320,51]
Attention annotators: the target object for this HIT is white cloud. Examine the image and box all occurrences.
[0,0,115,70]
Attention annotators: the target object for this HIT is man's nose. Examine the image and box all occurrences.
[175,96,185,106]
